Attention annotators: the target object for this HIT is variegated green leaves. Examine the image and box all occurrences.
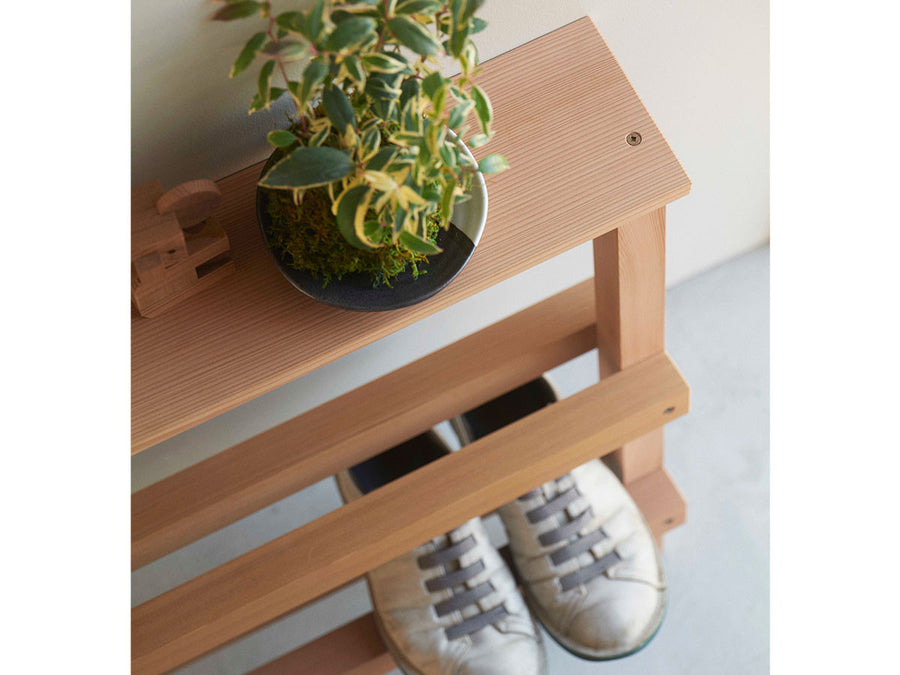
[258,146,356,190]
[214,0,507,258]
[386,16,442,56]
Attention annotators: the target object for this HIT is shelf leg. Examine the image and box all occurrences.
[593,207,667,484]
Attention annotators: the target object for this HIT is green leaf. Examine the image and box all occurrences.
[395,0,443,15]
[392,208,408,239]
[439,142,457,167]
[267,129,298,148]
[467,133,489,148]
[461,0,485,21]
[363,219,385,244]
[261,40,308,61]
[336,185,379,249]
[300,59,328,107]
[439,175,455,227]
[211,2,261,21]
[342,55,366,89]
[322,85,356,133]
[365,147,398,172]
[448,101,472,128]
[248,87,286,113]
[230,32,266,78]
[258,60,275,101]
[365,75,402,101]
[259,146,357,189]
[361,53,410,74]
[477,153,509,174]
[387,16,442,57]
[470,16,488,33]
[275,11,306,35]
[470,84,492,135]
[361,126,381,160]
[449,19,470,58]
[399,230,442,254]
[307,0,326,42]
[324,16,377,52]
[399,77,420,110]
[421,72,445,100]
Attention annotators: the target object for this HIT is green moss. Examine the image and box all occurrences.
[262,186,440,287]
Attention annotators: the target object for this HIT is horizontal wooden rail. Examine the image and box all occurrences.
[132,352,689,673]
[132,280,598,569]
[248,615,394,675]
[248,466,685,675]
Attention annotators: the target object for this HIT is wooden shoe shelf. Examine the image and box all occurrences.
[131,17,691,675]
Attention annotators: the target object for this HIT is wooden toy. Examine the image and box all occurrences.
[131,178,235,318]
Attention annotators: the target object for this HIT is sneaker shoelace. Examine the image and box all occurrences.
[417,529,508,640]
[522,478,621,591]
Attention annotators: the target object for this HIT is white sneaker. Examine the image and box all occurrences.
[451,378,667,660]
[336,431,546,675]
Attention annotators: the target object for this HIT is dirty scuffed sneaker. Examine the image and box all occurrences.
[336,431,546,675]
[451,378,667,660]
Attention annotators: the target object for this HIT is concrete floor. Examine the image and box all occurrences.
[133,245,769,674]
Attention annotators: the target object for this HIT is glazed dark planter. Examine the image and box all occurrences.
[255,137,488,313]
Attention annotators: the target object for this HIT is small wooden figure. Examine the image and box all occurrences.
[132,178,235,318]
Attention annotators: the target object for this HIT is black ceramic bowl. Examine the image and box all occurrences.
[255,142,487,313]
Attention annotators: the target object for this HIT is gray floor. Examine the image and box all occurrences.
[132,245,769,674]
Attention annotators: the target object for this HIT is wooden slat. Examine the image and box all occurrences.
[247,466,685,675]
[131,16,691,453]
[248,615,395,675]
[628,466,687,539]
[132,353,689,673]
[594,207,668,482]
[132,281,597,569]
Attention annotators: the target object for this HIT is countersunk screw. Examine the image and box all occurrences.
[626,131,642,146]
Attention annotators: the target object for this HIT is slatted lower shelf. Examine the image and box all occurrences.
[131,352,688,674]
[248,467,685,675]
[132,281,598,570]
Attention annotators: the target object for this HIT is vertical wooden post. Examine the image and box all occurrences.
[593,207,667,484]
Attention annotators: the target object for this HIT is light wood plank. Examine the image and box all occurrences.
[627,466,687,539]
[131,17,691,453]
[593,207,669,483]
[132,353,689,673]
[132,281,598,569]
[248,615,394,675]
[247,465,685,675]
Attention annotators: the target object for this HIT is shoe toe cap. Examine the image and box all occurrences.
[457,632,545,675]
[565,582,665,657]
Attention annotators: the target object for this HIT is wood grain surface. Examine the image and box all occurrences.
[131,17,691,453]
[594,208,668,483]
[131,352,689,673]
[132,280,598,569]
[246,464,684,675]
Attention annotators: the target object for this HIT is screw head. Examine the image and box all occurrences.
[626,131,642,146]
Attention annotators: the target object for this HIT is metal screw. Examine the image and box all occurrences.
[664,406,675,414]
[626,131,642,146]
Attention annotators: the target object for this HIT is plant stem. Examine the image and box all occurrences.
[267,13,303,119]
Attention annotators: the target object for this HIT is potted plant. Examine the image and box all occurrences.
[213,0,508,311]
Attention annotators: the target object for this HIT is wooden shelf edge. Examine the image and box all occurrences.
[247,465,686,675]
[248,614,394,675]
[131,16,692,454]
[132,352,689,674]
[132,280,598,570]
